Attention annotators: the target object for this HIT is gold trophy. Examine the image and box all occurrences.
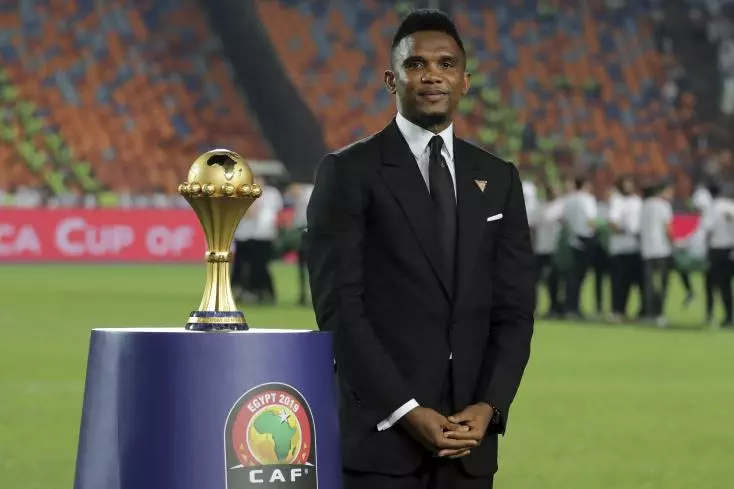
[178,149,262,331]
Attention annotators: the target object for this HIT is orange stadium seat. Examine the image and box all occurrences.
[0,0,272,194]
[254,0,693,189]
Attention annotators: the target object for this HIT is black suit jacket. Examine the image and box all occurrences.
[305,119,535,477]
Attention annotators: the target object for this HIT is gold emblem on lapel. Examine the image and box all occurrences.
[474,179,487,192]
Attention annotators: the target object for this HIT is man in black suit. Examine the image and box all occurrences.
[306,9,535,489]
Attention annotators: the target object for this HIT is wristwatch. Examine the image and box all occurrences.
[489,406,502,426]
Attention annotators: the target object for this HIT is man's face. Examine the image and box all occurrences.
[385,31,470,131]
[661,185,674,201]
[621,178,635,195]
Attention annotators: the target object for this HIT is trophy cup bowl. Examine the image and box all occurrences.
[178,149,262,331]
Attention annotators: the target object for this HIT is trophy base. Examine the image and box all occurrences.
[185,311,248,331]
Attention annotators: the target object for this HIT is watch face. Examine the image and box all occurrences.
[491,409,500,424]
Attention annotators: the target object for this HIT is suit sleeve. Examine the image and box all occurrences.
[306,154,415,423]
[482,163,535,434]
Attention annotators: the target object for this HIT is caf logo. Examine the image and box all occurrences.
[225,383,317,488]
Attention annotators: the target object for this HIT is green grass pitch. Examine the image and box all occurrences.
[0,263,732,488]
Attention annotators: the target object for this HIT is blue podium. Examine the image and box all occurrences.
[73,328,341,489]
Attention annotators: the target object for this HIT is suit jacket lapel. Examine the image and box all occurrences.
[379,120,451,299]
[455,139,492,298]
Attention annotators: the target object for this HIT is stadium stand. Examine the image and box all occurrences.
[0,0,271,200]
[255,0,694,193]
[655,0,734,188]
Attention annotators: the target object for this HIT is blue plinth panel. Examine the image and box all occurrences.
[73,328,341,489]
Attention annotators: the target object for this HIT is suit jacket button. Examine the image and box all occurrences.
[450,323,456,330]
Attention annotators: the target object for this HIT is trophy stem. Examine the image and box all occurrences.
[186,252,247,331]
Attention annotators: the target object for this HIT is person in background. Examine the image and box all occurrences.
[531,183,565,317]
[700,182,734,328]
[639,181,674,327]
[522,177,539,227]
[672,249,696,307]
[685,180,715,322]
[233,209,257,303]
[248,176,284,304]
[291,182,314,305]
[607,176,643,321]
[562,176,598,319]
[692,181,713,211]
[592,187,612,318]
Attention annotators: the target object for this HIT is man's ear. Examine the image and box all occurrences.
[385,70,397,94]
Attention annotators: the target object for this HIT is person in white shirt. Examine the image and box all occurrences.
[607,176,643,320]
[561,176,598,318]
[248,177,284,304]
[686,180,715,322]
[591,188,612,317]
[700,183,734,327]
[233,206,257,302]
[639,181,674,325]
[692,183,713,212]
[531,183,565,317]
[523,179,538,226]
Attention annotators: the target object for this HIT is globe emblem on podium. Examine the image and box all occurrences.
[246,406,303,465]
[226,384,317,486]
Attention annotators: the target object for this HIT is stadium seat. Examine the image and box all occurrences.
[0,0,272,195]
[255,0,694,189]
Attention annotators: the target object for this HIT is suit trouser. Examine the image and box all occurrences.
[610,253,641,315]
[643,257,671,317]
[343,364,494,489]
[232,240,253,290]
[591,237,609,314]
[675,266,693,295]
[343,462,493,489]
[705,270,715,320]
[566,238,593,315]
[248,239,275,300]
[706,248,733,322]
[535,252,562,314]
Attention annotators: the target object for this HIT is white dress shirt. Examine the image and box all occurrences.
[395,112,456,195]
[701,197,734,249]
[250,185,284,241]
[562,190,597,247]
[608,192,642,255]
[523,180,538,222]
[532,198,564,255]
[692,185,713,211]
[640,196,673,259]
[377,113,456,432]
[293,183,314,229]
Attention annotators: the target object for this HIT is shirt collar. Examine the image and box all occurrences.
[395,112,454,160]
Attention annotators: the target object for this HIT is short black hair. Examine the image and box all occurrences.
[641,182,658,198]
[391,9,465,55]
[647,179,671,197]
[708,182,721,198]
[574,177,587,190]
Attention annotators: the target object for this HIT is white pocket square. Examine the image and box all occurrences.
[486,213,503,222]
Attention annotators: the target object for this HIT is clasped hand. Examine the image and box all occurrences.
[400,403,494,459]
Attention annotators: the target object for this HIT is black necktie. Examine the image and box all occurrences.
[428,135,456,288]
